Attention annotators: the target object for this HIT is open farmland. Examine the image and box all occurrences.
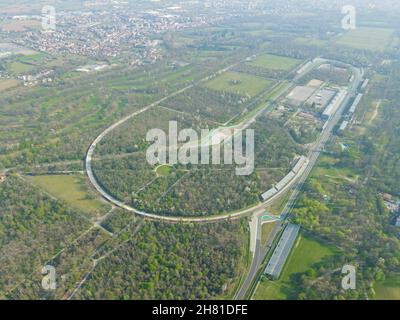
[1,19,41,32]
[336,27,394,52]
[0,79,19,92]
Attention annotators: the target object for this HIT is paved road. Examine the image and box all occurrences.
[235,61,363,299]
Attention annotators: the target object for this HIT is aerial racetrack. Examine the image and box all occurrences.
[85,56,361,221]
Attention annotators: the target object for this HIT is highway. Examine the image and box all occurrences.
[235,61,364,299]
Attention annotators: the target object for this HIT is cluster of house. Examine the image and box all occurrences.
[18,70,54,87]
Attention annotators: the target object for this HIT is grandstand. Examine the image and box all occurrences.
[259,156,309,202]
[264,223,300,279]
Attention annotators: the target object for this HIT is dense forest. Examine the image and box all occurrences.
[75,220,248,300]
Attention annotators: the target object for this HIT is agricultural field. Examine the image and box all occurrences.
[336,27,394,52]
[253,233,337,300]
[1,19,41,32]
[247,54,301,71]
[204,71,273,97]
[0,79,19,92]
[26,174,110,218]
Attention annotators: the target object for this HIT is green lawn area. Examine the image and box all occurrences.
[336,27,394,52]
[261,222,276,245]
[7,61,35,75]
[294,37,327,47]
[204,71,273,97]
[253,232,337,300]
[310,154,358,184]
[156,164,173,177]
[247,54,301,71]
[373,275,400,300]
[27,174,109,217]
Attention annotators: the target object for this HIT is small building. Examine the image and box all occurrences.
[0,175,6,183]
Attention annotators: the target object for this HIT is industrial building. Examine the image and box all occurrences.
[264,223,300,279]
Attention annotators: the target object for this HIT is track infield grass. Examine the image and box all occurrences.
[204,71,274,97]
[247,54,302,71]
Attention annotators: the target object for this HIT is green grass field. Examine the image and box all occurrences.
[156,164,173,177]
[247,54,301,71]
[253,233,337,300]
[204,71,273,97]
[27,174,109,217]
[373,276,400,300]
[336,27,394,52]
[261,222,276,246]
[294,37,327,47]
[7,61,35,75]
